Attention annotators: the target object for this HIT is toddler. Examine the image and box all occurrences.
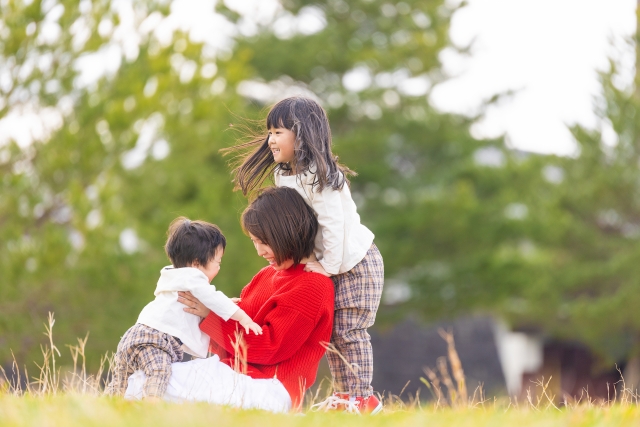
[106,217,261,398]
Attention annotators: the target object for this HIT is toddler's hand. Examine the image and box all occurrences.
[304,261,331,277]
[231,297,241,304]
[240,319,263,335]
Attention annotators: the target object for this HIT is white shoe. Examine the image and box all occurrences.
[310,393,382,414]
[310,393,352,412]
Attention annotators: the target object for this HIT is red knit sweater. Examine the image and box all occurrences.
[199,263,334,408]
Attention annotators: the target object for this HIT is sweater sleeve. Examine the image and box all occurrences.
[184,277,239,321]
[201,306,316,365]
[200,274,328,365]
[311,185,345,275]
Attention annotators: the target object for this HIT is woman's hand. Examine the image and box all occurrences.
[304,261,331,277]
[178,291,211,319]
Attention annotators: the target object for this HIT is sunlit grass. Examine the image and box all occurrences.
[3,395,640,427]
[3,314,640,426]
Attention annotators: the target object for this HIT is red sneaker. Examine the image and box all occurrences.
[352,394,383,414]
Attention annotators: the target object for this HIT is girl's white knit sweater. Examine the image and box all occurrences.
[275,170,374,275]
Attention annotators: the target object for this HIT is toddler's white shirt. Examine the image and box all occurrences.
[275,170,374,275]
[137,266,239,358]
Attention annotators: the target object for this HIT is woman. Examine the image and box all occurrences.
[125,187,334,412]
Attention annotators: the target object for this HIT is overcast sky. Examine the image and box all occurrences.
[431,0,636,156]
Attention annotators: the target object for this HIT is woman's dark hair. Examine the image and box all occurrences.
[165,217,226,268]
[241,187,318,266]
[221,96,355,196]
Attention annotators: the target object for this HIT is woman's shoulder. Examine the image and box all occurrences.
[291,271,334,312]
[293,270,334,294]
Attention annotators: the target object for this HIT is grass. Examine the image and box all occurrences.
[2,314,640,426]
[3,396,640,427]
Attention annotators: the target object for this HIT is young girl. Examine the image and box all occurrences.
[224,96,384,414]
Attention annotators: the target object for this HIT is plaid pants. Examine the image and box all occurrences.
[327,243,384,398]
[106,323,183,398]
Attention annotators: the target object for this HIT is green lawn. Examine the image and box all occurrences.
[2,395,640,427]
[3,317,638,426]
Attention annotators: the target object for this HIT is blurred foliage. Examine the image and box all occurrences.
[498,31,640,364]
[1,0,640,372]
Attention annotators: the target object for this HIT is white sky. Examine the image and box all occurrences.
[0,0,636,156]
[431,0,637,155]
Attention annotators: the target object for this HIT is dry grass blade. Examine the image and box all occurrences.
[231,328,248,375]
[8,309,640,420]
[65,333,89,393]
[308,377,329,407]
[421,367,444,407]
[526,387,539,411]
[63,333,104,395]
[469,383,486,407]
[398,380,411,399]
[437,356,457,406]
[421,331,471,408]
[615,365,640,405]
[103,352,116,394]
[527,377,560,411]
[320,341,360,381]
[33,346,53,394]
[439,328,467,404]
[43,312,61,395]
[0,351,23,395]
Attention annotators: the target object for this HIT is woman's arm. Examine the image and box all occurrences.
[178,291,261,335]
[201,305,317,365]
[178,291,211,318]
[200,276,332,365]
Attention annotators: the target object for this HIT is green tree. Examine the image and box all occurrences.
[0,0,128,363]
[492,8,640,374]
[2,0,465,367]
[247,2,640,382]
[1,0,551,372]
[229,0,564,329]
[0,0,263,366]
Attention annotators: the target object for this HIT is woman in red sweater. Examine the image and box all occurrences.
[124,187,334,412]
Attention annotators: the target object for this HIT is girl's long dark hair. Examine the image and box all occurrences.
[221,97,355,196]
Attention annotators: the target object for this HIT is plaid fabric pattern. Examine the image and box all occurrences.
[106,323,183,398]
[326,243,384,398]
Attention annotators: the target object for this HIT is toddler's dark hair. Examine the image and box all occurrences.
[241,187,318,266]
[222,96,355,197]
[165,217,226,268]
